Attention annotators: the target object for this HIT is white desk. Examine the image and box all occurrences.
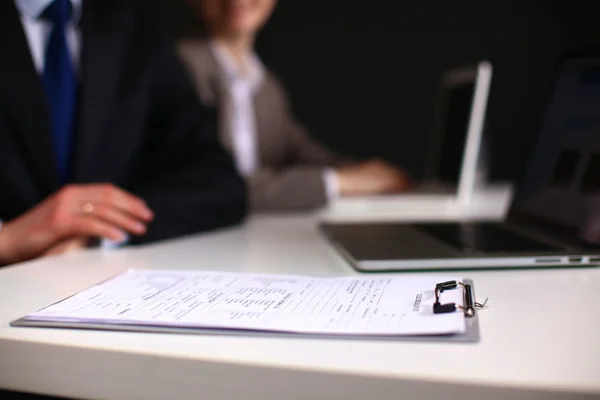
[1,201,599,399]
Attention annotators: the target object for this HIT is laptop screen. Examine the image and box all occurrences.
[510,52,600,245]
[435,82,476,183]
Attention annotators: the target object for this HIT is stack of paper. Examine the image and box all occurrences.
[15,270,467,337]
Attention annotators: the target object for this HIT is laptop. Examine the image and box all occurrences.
[408,60,493,204]
[320,48,600,271]
[327,61,494,216]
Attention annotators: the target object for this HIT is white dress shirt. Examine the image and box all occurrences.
[209,40,263,177]
[209,41,339,200]
[16,0,82,74]
[3,0,123,249]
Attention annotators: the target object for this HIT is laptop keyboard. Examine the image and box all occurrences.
[413,223,560,253]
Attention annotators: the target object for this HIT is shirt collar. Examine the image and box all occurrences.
[209,39,264,90]
[16,0,83,23]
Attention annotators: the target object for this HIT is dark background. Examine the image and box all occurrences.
[156,0,598,182]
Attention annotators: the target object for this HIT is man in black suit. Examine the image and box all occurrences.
[0,0,246,265]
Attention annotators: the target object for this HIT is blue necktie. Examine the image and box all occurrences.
[41,0,75,184]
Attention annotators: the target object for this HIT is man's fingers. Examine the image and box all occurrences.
[79,184,154,221]
[70,217,126,242]
[90,204,147,235]
[42,238,86,256]
[52,183,151,240]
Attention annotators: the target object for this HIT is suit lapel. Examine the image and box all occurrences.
[72,1,130,182]
[216,79,235,153]
[0,2,60,193]
[194,42,235,153]
[253,78,303,167]
[253,82,278,166]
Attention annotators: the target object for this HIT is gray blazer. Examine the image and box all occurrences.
[177,39,348,212]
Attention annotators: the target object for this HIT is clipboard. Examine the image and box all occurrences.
[10,276,481,344]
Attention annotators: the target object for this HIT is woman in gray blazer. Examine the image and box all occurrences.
[178,0,411,212]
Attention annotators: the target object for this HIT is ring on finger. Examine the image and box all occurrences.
[82,202,94,216]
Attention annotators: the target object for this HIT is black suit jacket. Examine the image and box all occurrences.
[0,1,246,245]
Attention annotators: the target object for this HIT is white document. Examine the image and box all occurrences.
[24,270,466,336]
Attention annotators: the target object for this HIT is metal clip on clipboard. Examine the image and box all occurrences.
[433,280,486,317]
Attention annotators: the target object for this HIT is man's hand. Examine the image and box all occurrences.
[0,184,153,265]
[42,237,89,257]
[336,159,412,197]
